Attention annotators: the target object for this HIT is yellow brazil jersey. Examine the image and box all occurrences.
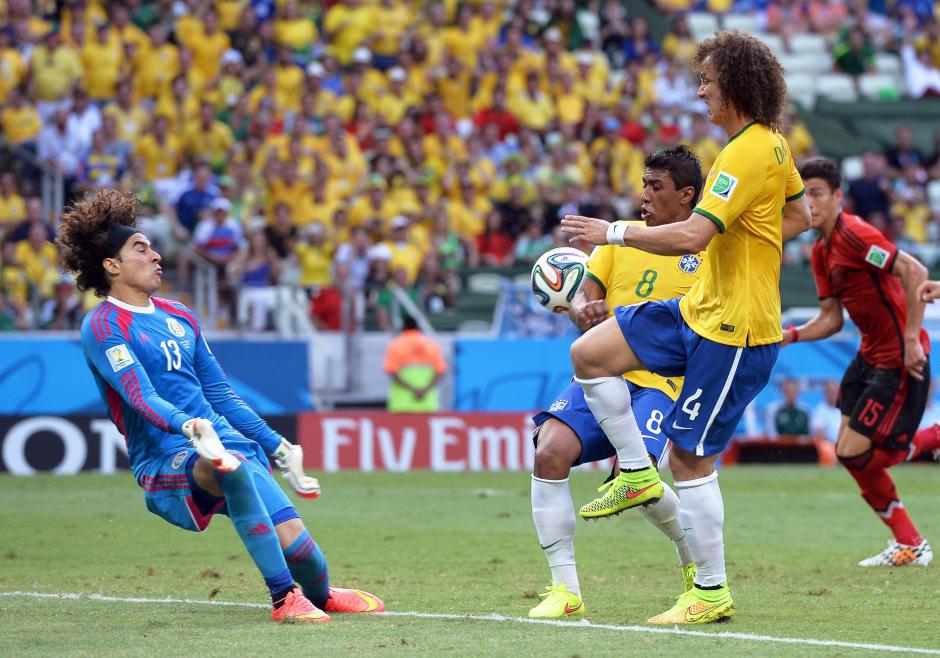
[682,122,805,347]
[587,223,706,401]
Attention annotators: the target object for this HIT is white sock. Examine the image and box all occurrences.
[677,494,696,567]
[639,482,694,566]
[575,376,650,470]
[676,471,726,587]
[531,475,579,594]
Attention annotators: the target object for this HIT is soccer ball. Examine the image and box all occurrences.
[530,247,589,313]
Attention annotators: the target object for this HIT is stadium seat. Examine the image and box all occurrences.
[779,52,828,74]
[466,272,506,294]
[840,155,864,181]
[928,180,940,213]
[754,32,784,54]
[721,13,758,34]
[785,74,817,109]
[858,73,901,100]
[789,33,827,54]
[873,53,902,76]
[457,320,492,333]
[815,73,858,102]
[687,12,719,40]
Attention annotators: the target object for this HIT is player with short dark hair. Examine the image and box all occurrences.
[529,145,705,619]
[561,30,812,624]
[58,189,383,623]
[785,157,938,567]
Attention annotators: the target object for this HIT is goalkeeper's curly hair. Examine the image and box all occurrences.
[693,30,787,133]
[57,188,141,297]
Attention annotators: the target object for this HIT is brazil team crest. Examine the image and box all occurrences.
[678,254,701,274]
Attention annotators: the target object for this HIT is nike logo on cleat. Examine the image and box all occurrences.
[564,602,583,614]
[625,484,658,499]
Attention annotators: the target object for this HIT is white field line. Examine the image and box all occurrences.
[2,590,939,655]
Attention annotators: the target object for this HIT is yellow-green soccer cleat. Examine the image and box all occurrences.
[646,583,734,625]
[528,583,585,619]
[578,467,664,519]
[682,563,697,592]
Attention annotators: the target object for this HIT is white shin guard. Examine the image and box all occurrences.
[676,471,726,587]
[640,482,694,567]
[531,475,579,594]
[575,375,651,471]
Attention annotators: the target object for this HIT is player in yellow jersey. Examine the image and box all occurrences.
[561,31,812,624]
[529,146,705,620]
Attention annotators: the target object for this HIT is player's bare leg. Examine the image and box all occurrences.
[836,422,932,567]
[648,445,731,624]
[571,318,664,517]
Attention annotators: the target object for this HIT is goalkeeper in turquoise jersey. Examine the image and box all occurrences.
[58,189,383,623]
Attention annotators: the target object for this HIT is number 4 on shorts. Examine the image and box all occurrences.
[682,388,703,421]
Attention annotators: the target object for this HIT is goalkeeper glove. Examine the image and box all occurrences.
[272,438,321,499]
[181,419,240,473]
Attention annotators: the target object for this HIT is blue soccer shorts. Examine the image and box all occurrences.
[140,436,295,533]
[614,297,779,457]
[533,380,673,467]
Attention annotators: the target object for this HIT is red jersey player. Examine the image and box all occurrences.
[784,158,939,567]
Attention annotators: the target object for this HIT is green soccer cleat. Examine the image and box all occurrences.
[646,583,734,625]
[578,467,664,519]
[682,563,697,592]
[528,583,585,619]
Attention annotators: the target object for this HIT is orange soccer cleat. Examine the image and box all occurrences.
[271,588,331,623]
[323,587,385,613]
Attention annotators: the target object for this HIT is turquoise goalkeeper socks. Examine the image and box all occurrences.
[284,530,330,608]
[216,466,294,600]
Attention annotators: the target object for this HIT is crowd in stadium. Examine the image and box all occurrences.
[0,0,939,331]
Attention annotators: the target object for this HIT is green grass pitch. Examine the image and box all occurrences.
[1,465,938,656]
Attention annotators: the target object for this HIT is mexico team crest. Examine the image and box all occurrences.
[678,254,701,274]
[167,318,186,337]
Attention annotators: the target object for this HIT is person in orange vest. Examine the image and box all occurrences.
[383,315,447,412]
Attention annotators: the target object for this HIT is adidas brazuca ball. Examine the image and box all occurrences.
[530,247,589,313]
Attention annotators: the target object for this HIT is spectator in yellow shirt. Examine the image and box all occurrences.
[554,70,585,127]
[1,87,42,146]
[267,161,312,223]
[375,67,416,125]
[323,0,373,65]
[509,71,556,132]
[0,173,25,234]
[369,0,410,70]
[0,30,27,101]
[30,29,84,120]
[443,4,483,70]
[155,74,200,136]
[348,176,400,229]
[294,222,334,291]
[436,57,473,120]
[274,1,318,53]
[134,115,183,181]
[184,102,235,173]
[103,79,150,144]
[81,22,123,101]
[386,216,424,284]
[15,220,59,300]
[273,47,305,114]
[109,3,149,54]
[181,9,231,81]
[135,24,180,100]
